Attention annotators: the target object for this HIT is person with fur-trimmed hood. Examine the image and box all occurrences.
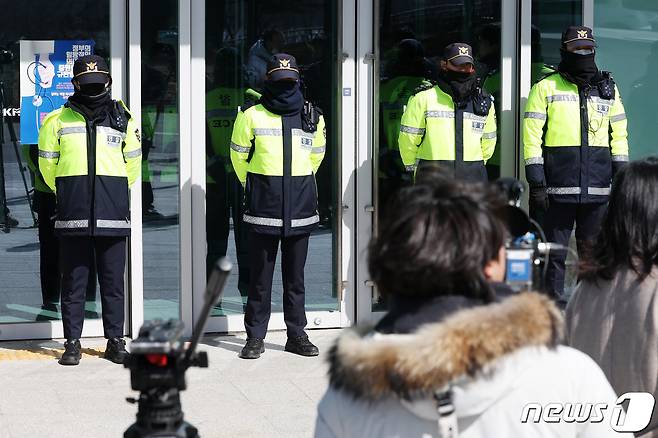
[314,177,629,438]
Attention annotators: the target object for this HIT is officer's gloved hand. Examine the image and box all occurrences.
[529,186,549,214]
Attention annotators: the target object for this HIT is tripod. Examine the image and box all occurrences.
[124,258,232,438]
[0,80,37,232]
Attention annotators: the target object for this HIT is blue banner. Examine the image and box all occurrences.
[19,40,95,144]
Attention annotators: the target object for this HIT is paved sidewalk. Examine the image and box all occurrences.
[0,329,341,438]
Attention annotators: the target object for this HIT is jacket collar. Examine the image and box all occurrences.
[327,292,563,401]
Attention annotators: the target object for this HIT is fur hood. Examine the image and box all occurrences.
[327,292,563,401]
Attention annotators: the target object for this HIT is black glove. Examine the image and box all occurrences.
[529,186,549,214]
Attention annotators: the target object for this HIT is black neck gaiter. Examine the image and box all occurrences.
[260,80,304,116]
[68,85,113,121]
[438,69,477,103]
[558,50,599,87]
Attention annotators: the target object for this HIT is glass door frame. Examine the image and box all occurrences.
[356,0,530,324]
[0,0,129,341]
[189,0,354,334]
[517,0,588,183]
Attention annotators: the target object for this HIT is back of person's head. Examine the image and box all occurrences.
[368,173,507,302]
[581,157,658,281]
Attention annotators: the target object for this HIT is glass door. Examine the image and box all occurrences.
[193,0,345,333]
[0,0,125,340]
[358,0,508,323]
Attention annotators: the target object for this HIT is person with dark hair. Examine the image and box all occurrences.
[398,43,497,183]
[567,157,658,438]
[523,26,629,299]
[315,177,626,438]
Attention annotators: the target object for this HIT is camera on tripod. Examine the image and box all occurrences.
[123,257,232,438]
[495,178,565,294]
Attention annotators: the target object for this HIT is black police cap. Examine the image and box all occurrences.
[562,26,596,50]
[73,54,110,85]
[266,53,299,81]
[443,43,474,66]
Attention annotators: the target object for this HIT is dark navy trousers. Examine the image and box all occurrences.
[60,236,126,339]
[244,231,309,339]
[543,202,607,297]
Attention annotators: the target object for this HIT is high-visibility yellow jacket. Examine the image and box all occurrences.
[22,144,51,194]
[523,72,628,203]
[398,82,497,182]
[379,75,426,178]
[38,100,141,236]
[205,86,248,184]
[230,102,326,236]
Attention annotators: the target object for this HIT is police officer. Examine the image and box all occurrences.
[398,43,497,182]
[230,54,325,359]
[523,26,628,298]
[38,55,141,365]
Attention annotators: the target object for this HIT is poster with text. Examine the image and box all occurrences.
[19,40,95,144]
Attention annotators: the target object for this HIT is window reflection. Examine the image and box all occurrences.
[141,0,181,320]
[0,1,109,323]
[595,0,658,159]
[205,1,339,316]
[376,0,502,309]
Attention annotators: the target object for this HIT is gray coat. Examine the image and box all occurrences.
[566,268,658,438]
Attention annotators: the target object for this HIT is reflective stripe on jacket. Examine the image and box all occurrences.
[37,100,141,237]
[523,73,629,203]
[229,103,326,236]
[398,84,497,182]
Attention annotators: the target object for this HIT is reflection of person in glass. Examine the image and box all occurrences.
[398,43,497,182]
[206,47,250,300]
[230,54,326,359]
[38,55,142,366]
[379,39,428,208]
[523,26,629,299]
[141,43,177,219]
[245,29,284,92]
[24,143,97,320]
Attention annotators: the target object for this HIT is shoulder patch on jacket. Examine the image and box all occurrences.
[534,68,559,85]
[411,80,436,96]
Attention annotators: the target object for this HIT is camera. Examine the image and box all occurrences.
[495,178,565,294]
[123,258,232,438]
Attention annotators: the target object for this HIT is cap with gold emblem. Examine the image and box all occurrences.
[266,53,300,81]
[561,26,596,51]
[443,43,474,66]
[72,54,111,85]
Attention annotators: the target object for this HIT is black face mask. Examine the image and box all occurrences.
[439,68,477,102]
[558,49,599,87]
[68,81,112,121]
[260,79,304,116]
[79,83,107,97]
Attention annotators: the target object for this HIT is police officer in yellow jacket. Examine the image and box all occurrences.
[399,43,497,182]
[230,54,325,359]
[38,55,141,365]
[523,26,629,298]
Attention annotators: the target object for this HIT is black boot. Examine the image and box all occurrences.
[239,338,264,359]
[285,334,319,357]
[59,339,81,366]
[104,337,128,364]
